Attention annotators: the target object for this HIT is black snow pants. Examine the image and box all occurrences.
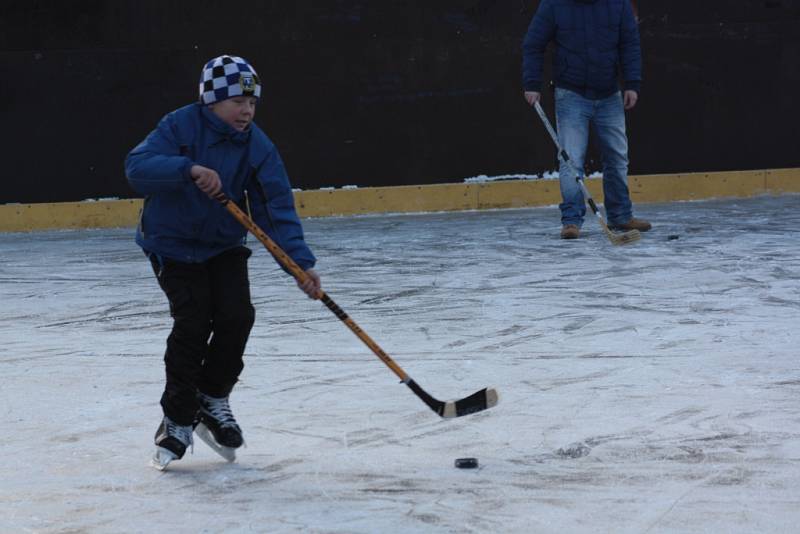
[149,246,256,425]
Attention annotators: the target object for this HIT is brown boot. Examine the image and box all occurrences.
[611,218,652,232]
[560,224,580,239]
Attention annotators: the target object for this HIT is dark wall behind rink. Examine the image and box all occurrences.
[1,1,799,204]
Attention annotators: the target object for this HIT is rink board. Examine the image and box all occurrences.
[1,168,798,232]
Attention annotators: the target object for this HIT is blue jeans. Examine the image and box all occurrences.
[555,88,633,227]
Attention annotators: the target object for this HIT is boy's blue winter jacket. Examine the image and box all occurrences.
[522,0,641,99]
[125,104,316,270]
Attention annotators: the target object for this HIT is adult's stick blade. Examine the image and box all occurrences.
[607,228,641,246]
[440,387,499,418]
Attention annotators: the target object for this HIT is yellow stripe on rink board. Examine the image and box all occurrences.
[627,170,769,203]
[1,168,798,232]
[474,179,563,210]
[0,199,143,233]
[295,183,480,217]
[766,168,800,193]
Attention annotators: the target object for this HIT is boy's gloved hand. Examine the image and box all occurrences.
[190,165,223,197]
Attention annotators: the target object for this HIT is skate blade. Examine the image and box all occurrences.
[195,422,237,462]
[151,446,178,471]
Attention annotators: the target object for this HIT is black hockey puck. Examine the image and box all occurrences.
[454,457,478,469]
[667,234,680,240]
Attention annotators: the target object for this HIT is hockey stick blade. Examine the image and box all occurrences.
[407,380,499,418]
[441,387,500,418]
[605,227,641,246]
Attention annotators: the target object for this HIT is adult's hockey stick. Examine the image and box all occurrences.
[533,101,640,246]
[214,192,499,418]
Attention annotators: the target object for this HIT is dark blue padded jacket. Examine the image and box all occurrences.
[522,0,642,99]
[125,104,316,270]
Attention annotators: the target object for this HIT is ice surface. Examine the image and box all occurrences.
[1,195,799,533]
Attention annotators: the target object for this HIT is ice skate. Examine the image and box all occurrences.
[194,392,244,462]
[150,416,193,471]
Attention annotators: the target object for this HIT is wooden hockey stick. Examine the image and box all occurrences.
[215,192,499,418]
[533,101,640,246]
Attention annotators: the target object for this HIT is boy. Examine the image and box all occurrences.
[125,54,321,469]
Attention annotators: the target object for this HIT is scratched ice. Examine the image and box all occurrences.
[1,194,799,533]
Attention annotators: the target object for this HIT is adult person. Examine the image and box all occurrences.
[523,0,651,239]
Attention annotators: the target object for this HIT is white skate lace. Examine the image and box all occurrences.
[200,394,239,429]
[165,417,194,448]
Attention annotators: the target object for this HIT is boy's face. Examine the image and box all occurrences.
[209,96,257,131]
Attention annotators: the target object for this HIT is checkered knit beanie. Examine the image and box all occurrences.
[198,55,261,105]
